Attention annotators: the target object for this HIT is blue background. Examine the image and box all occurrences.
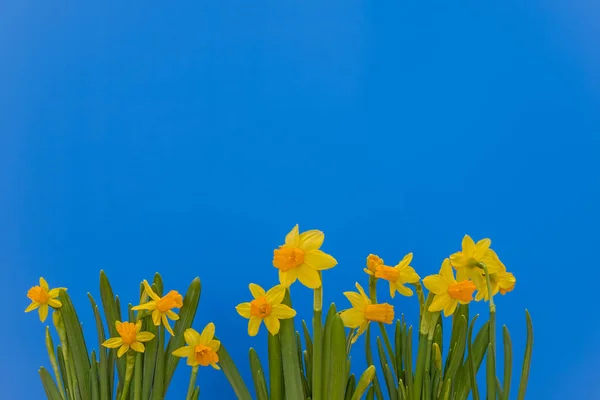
[1,1,599,399]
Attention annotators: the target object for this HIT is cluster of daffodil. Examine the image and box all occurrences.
[27,226,533,400]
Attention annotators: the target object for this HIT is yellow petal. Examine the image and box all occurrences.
[304,250,337,270]
[428,293,450,312]
[39,304,49,322]
[449,253,469,269]
[395,282,413,297]
[355,283,369,301]
[142,280,160,302]
[200,322,216,344]
[48,299,62,308]
[40,277,49,292]
[296,265,321,289]
[265,285,286,305]
[117,344,129,357]
[443,299,459,317]
[115,321,122,331]
[248,316,262,336]
[264,315,281,335]
[102,338,123,348]
[462,235,475,254]
[152,309,161,326]
[132,301,157,311]
[187,357,199,367]
[209,339,221,352]
[166,310,179,320]
[172,345,194,358]
[184,328,202,346]
[340,309,365,328]
[136,332,155,342]
[162,314,174,336]
[298,230,324,251]
[351,322,369,344]
[271,304,296,319]
[135,320,142,333]
[343,291,366,309]
[422,275,447,295]
[474,238,492,259]
[249,283,266,299]
[279,269,298,287]
[236,303,252,319]
[210,363,221,370]
[25,301,39,313]
[48,288,61,297]
[389,282,397,299]
[439,259,455,283]
[398,266,420,284]
[130,341,145,353]
[397,253,413,269]
[284,225,300,247]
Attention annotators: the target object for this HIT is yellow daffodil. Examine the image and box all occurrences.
[102,320,155,357]
[132,280,183,336]
[475,251,517,301]
[365,253,420,298]
[364,254,384,275]
[272,225,337,289]
[340,283,394,343]
[25,277,65,322]
[449,235,502,288]
[172,323,221,369]
[423,259,477,317]
[236,284,296,336]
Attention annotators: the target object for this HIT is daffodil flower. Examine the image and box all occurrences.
[102,320,155,357]
[272,225,337,289]
[340,283,394,343]
[474,251,516,301]
[364,254,384,275]
[172,323,221,369]
[449,235,502,288]
[236,284,296,336]
[364,253,420,298]
[423,259,477,317]
[132,280,183,336]
[25,277,65,322]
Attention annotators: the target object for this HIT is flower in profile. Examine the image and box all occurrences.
[172,323,221,369]
[132,280,183,336]
[364,254,384,275]
[25,277,65,322]
[474,251,517,301]
[235,284,296,336]
[365,253,420,298]
[102,321,155,357]
[449,235,502,288]
[423,258,477,317]
[340,283,394,343]
[272,225,337,289]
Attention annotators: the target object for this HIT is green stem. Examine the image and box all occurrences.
[120,352,136,400]
[313,272,323,400]
[186,366,199,400]
[133,352,143,400]
[479,263,497,400]
[379,323,398,379]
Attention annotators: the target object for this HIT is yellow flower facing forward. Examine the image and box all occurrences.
[365,253,420,298]
[272,225,337,289]
[236,284,296,336]
[449,235,502,288]
[172,323,221,369]
[340,283,394,343]
[132,280,183,336]
[423,259,477,317]
[364,254,384,275]
[25,277,65,322]
[102,321,155,357]
[475,251,517,301]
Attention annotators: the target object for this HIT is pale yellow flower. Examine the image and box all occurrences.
[236,284,296,336]
[272,225,337,289]
[102,321,155,357]
[474,251,517,301]
[449,235,503,289]
[132,280,183,336]
[172,323,221,369]
[423,259,476,317]
[364,254,384,275]
[340,283,394,343]
[25,277,65,322]
[365,253,420,298]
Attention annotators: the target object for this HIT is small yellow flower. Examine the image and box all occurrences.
[475,252,517,301]
[272,225,337,289]
[365,253,420,298]
[449,235,502,288]
[132,280,183,336]
[423,259,477,317]
[236,284,296,336]
[102,320,155,357]
[172,323,221,369]
[25,277,65,322]
[364,254,384,275]
[340,283,394,343]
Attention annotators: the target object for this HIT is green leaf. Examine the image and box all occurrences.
[100,271,125,384]
[151,327,165,400]
[39,367,65,400]
[88,294,109,400]
[517,310,533,400]
[328,314,348,400]
[191,386,200,400]
[502,326,513,400]
[365,324,384,400]
[444,315,467,381]
[382,363,398,400]
[321,303,337,399]
[403,325,413,400]
[366,386,375,400]
[397,378,407,400]
[377,337,396,400]
[280,291,307,400]
[455,319,490,400]
[268,333,284,400]
[217,343,252,400]
[56,345,70,400]
[45,326,66,400]
[142,316,159,400]
[249,348,269,400]
[164,277,202,391]
[395,320,403,375]
[153,273,164,296]
[344,374,356,400]
[133,352,143,400]
[90,351,99,400]
[486,343,496,400]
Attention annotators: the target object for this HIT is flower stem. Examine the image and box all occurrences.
[186,366,199,400]
[120,352,136,400]
[312,272,323,400]
[478,262,497,400]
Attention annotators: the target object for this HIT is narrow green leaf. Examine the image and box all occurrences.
[88,295,109,400]
[395,321,403,375]
[191,386,200,400]
[153,273,164,296]
[45,326,66,400]
[142,317,158,400]
[365,324,384,400]
[249,348,269,400]
[56,345,70,400]
[517,310,533,400]
[100,271,125,383]
[423,372,431,400]
[90,351,99,400]
[344,374,356,400]
[382,363,398,400]
[280,290,304,400]
[441,378,451,400]
[39,367,64,400]
[455,319,490,400]
[404,326,413,400]
[398,378,407,400]
[502,326,512,400]
[366,386,375,400]
[321,303,337,399]
[268,333,284,400]
[217,343,252,400]
[133,352,143,400]
[304,350,312,394]
[444,315,467,381]
[376,337,396,400]
[151,327,165,400]
[328,314,347,400]
[486,344,496,400]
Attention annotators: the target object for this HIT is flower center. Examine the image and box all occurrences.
[364,303,394,324]
[117,322,137,345]
[27,286,50,304]
[374,266,400,282]
[447,280,476,302]
[273,247,305,272]
[157,290,183,313]
[250,296,272,317]
[194,344,219,366]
